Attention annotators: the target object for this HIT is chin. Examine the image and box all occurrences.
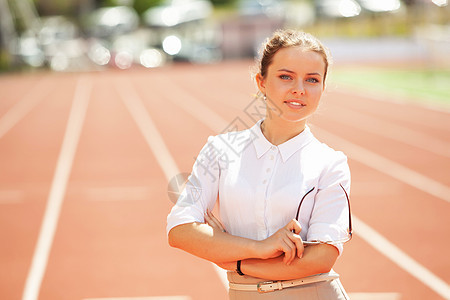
[280,113,309,123]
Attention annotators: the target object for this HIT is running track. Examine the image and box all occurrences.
[0,61,449,300]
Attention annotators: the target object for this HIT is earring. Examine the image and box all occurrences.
[263,94,267,101]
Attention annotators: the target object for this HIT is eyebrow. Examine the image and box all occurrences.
[277,69,322,76]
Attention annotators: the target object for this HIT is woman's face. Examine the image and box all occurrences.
[256,46,326,124]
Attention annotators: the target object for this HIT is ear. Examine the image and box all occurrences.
[255,73,266,95]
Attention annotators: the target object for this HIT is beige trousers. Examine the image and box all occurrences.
[227,271,350,300]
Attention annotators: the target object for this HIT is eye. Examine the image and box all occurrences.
[306,78,320,83]
[279,74,292,80]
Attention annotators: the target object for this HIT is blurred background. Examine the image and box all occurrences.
[0,0,449,72]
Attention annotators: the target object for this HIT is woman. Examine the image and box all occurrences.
[167,29,352,299]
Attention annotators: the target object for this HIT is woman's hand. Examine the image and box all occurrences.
[204,212,303,265]
[256,219,304,265]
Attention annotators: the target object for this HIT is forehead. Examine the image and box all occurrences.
[269,46,326,75]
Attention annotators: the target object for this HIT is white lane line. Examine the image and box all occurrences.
[165,83,450,295]
[115,79,179,184]
[354,216,450,300]
[84,297,191,300]
[115,79,229,289]
[323,103,450,158]
[22,76,92,300]
[0,78,52,139]
[348,293,401,300]
[314,126,450,203]
[152,74,228,133]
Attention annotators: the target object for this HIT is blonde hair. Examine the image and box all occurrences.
[254,29,332,83]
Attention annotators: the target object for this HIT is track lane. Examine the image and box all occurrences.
[329,89,450,138]
[37,72,227,300]
[0,74,44,115]
[0,74,78,300]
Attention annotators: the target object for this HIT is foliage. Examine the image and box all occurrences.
[101,0,164,15]
[209,0,237,7]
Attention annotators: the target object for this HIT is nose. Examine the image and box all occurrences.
[292,81,305,95]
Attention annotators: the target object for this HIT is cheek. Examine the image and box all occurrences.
[309,86,324,98]
[268,81,290,94]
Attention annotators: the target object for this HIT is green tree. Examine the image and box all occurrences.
[101,0,164,15]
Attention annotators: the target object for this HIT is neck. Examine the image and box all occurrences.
[260,118,306,146]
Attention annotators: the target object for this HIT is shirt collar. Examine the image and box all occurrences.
[251,119,314,163]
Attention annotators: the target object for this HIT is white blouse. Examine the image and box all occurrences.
[167,119,351,255]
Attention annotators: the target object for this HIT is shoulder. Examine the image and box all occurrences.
[205,125,255,157]
[306,136,348,167]
[305,138,351,188]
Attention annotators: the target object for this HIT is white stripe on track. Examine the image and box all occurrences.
[323,103,450,158]
[0,78,51,139]
[354,216,450,300]
[155,74,228,133]
[115,79,229,289]
[116,79,179,184]
[165,83,450,296]
[21,76,92,300]
[314,126,450,203]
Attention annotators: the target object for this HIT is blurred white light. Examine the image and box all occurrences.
[24,54,45,67]
[51,53,69,71]
[432,0,448,6]
[339,0,361,17]
[140,49,164,68]
[100,7,121,27]
[359,0,401,12]
[161,8,180,27]
[115,51,133,69]
[162,36,182,56]
[88,44,111,65]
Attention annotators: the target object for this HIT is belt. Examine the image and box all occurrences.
[228,273,339,293]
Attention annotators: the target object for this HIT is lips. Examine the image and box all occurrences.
[284,100,306,109]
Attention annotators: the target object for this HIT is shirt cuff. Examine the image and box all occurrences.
[166,204,204,235]
[307,223,347,256]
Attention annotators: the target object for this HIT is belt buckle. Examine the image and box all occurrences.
[256,281,277,293]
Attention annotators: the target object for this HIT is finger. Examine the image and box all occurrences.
[281,237,296,265]
[287,219,302,234]
[208,211,226,232]
[289,232,304,259]
[204,212,213,226]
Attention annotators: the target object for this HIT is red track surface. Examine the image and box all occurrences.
[0,61,449,300]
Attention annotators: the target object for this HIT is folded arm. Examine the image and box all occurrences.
[168,212,304,265]
[168,221,258,263]
[239,243,339,280]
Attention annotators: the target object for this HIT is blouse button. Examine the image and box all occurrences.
[263,179,267,184]
[271,146,277,151]
[266,168,271,173]
[270,155,274,160]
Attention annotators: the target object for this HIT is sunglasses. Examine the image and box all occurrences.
[296,184,352,246]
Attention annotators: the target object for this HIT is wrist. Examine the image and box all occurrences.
[236,260,245,276]
[249,239,262,259]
